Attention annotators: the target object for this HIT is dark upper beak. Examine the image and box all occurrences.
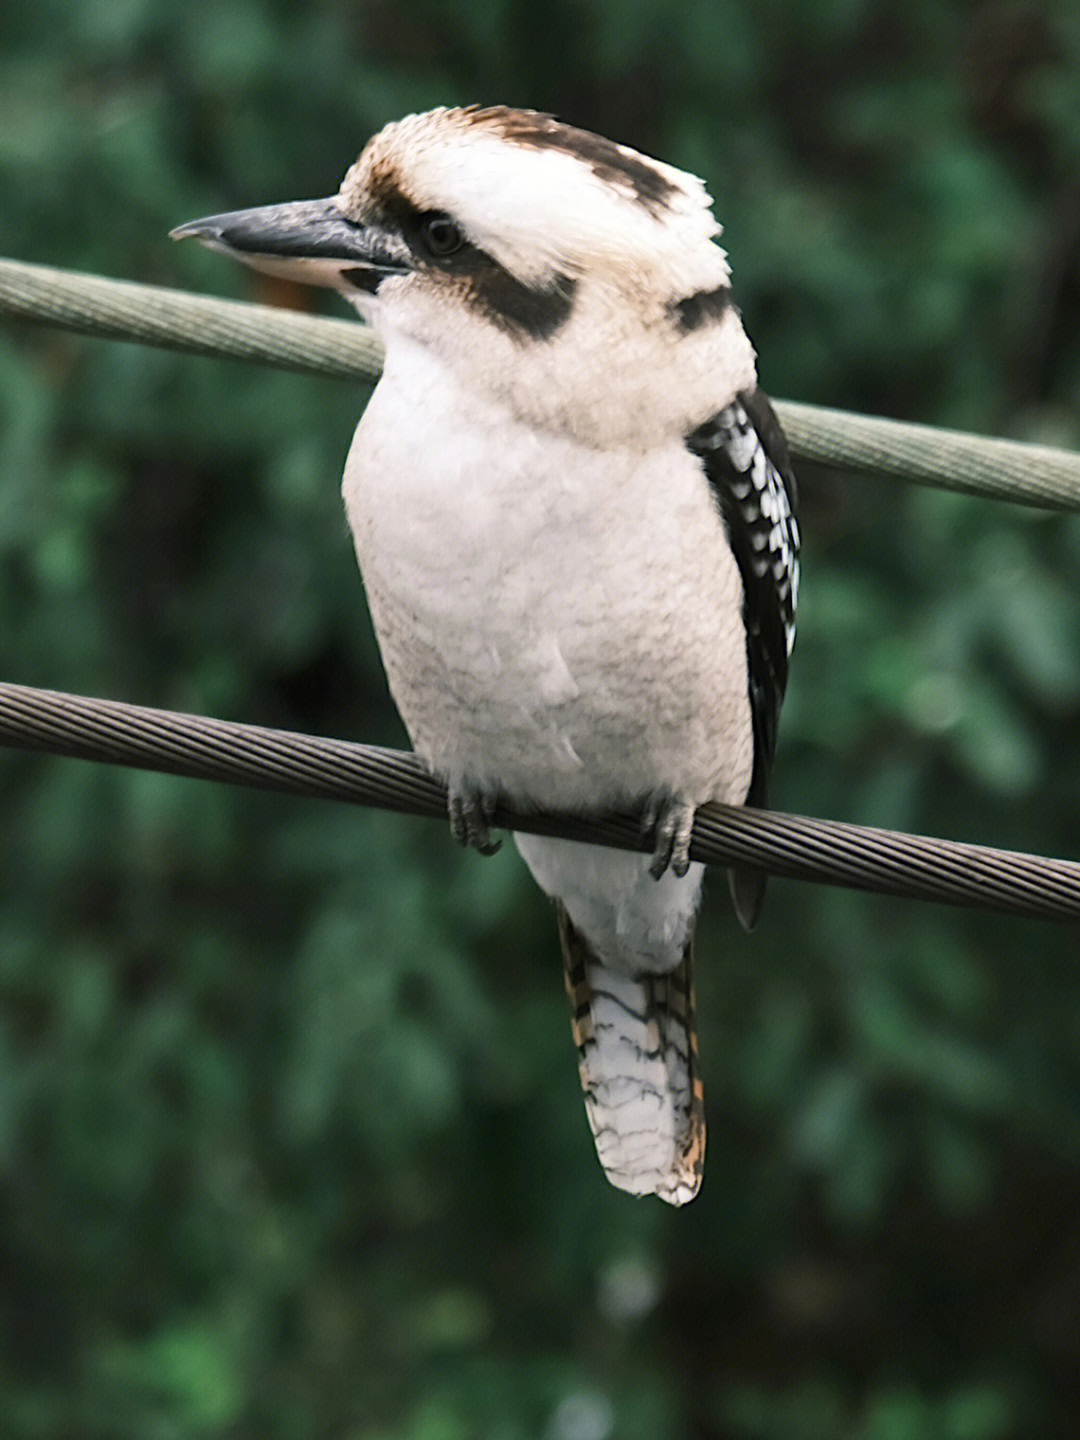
[170,196,412,289]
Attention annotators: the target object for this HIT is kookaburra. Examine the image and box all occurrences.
[173,105,799,1205]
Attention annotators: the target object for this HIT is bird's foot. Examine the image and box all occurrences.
[449,787,502,856]
[642,795,696,879]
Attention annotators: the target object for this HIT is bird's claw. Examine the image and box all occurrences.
[643,796,695,880]
[449,789,502,856]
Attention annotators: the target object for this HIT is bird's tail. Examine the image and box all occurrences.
[557,902,705,1206]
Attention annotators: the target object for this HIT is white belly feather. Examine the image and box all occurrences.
[342,342,753,821]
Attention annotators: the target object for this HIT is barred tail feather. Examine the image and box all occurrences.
[558,903,705,1206]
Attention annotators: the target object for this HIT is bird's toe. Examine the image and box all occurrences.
[645,796,695,879]
[449,788,502,856]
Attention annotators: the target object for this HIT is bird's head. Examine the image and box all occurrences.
[172,107,754,440]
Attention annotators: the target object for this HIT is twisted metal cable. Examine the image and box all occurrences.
[0,255,383,381]
[776,401,1080,511]
[3,256,1079,509]
[2,681,1078,922]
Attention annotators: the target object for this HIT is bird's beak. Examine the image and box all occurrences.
[170,196,412,290]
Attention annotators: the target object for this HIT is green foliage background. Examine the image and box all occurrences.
[3,3,1080,1437]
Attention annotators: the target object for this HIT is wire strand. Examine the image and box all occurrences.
[3,256,1079,509]
[2,681,1078,923]
[0,255,382,381]
[4,259,1080,921]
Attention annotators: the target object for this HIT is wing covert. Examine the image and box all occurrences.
[686,387,800,926]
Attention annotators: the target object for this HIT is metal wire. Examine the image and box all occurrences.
[776,401,1080,511]
[3,255,1080,509]
[3,257,1080,921]
[0,256,382,381]
[2,681,1078,922]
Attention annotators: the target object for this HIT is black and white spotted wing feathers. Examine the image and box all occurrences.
[687,388,800,928]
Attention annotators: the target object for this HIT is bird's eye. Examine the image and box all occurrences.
[420,213,465,258]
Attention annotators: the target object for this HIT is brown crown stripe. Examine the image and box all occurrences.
[462,106,681,217]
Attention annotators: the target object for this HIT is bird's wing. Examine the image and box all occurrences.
[686,388,800,927]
